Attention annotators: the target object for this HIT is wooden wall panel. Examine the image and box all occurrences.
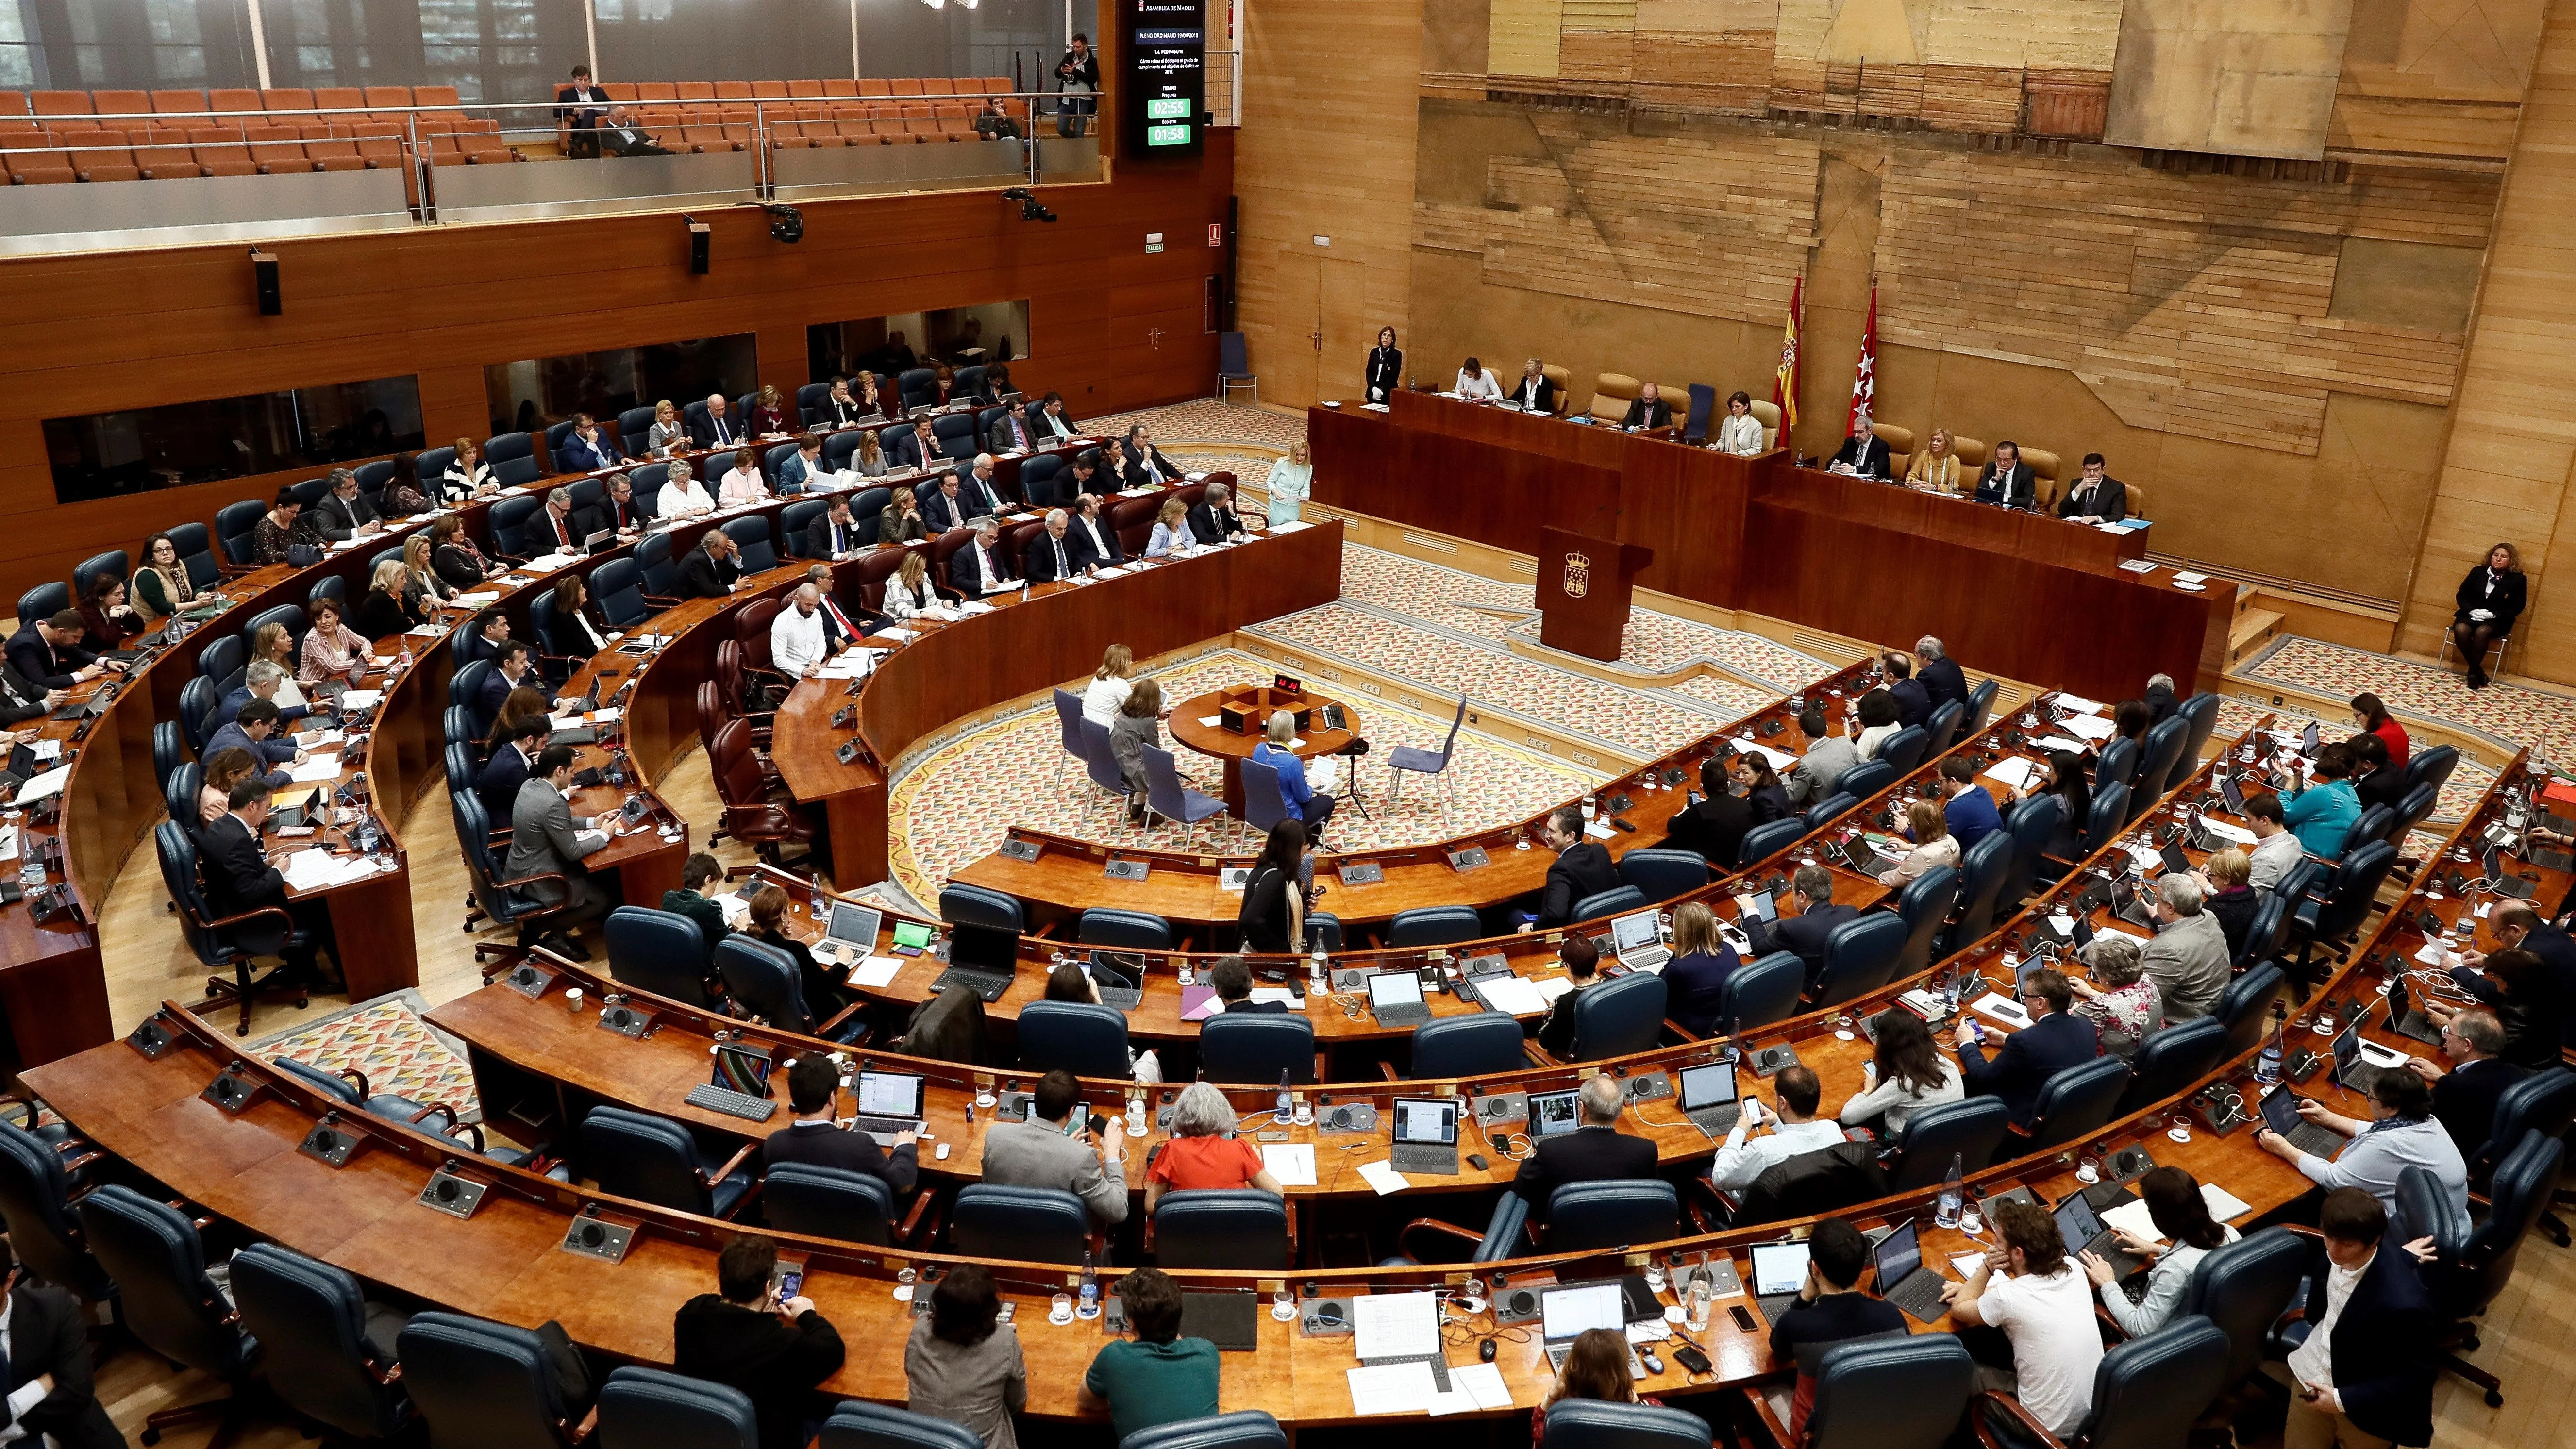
[0,142,1233,608]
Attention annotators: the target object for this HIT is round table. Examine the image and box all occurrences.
[1166,687,1359,816]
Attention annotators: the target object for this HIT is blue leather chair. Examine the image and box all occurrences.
[596,1366,757,1449]
[724,514,780,573]
[1922,699,1965,757]
[1075,716,1131,814]
[163,761,202,837]
[2129,716,2190,821]
[2077,782,2129,857]
[593,558,652,628]
[2179,1227,2308,1382]
[215,499,267,567]
[2399,1131,2560,1405]
[1143,746,1226,848]
[1384,1194,1531,1266]
[1387,696,1468,809]
[1804,792,1859,833]
[243,601,306,650]
[154,719,187,785]
[1388,906,1480,948]
[951,1184,1090,1264]
[1619,847,1708,900]
[2473,1068,2576,1189]
[1560,971,1666,1059]
[1941,831,2014,955]
[414,447,457,490]
[1020,1000,1133,1077]
[196,630,246,685]
[1797,1334,1974,1449]
[1999,794,2060,911]
[847,486,891,542]
[1117,1410,1288,1449]
[764,1163,911,1246]
[2234,894,2288,972]
[1542,1401,1713,1449]
[2216,962,2285,1057]
[1738,816,1805,866]
[159,819,311,1035]
[1876,725,1930,776]
[895,368,938,407]
[306,572,346,616]
[1894,864,1958,979]
[616,405,659,446]
[938,883,1024,932]
[1810,910,1907,1007]
[719,934,854,1039]
[578,1105,756,1217]
[2401,743,2459,802]
[1888,1097,2012,1191]
[1572,884,1648,923]
[932,412,980,462]
[780,500,832,555]
[603,905,714,1006]
[0,1119,111,1302]
[2175,691,2221,767]
[1154,1189,1290,1269]
[2093,735,2141,791]
[399,1311,585,1449]
[2291,840,2396,976]
[1964,678,1998,735]
[1714,951,1805,1033]
[1545,1180,1677,1251]
[1017,454,1065,506]
[78,1184,264,1446]
[485,432,542,488]
[2024,1055,2130,1150]
[1201,1013,1317,1084]
[489,495,544,558]
[1409,1013,1527,1077]
[638,531,686,599]
[2387,781,2439,850]
[452,792,575,960]
[72,549,126,602]
[2120,1016,2227,1113]
[817,1401,987,1449]
[1838,759,1897,802]
[178,674,221,753]
[1239,755,1292,840]
[1081,907,1173,949]
[1977,1315,2230,1448]
[2350,803,2395,857]
[232,1243,412,1443]
[14,580,66,625]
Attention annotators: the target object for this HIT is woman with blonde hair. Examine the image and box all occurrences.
[402,535,452,609]
[1084,644,1135,724]
[1264,441,1312,526]
[878,483,928,543]
[1877,798,1960,886]
[1110,675,1165,820]
[355,558,429,638]
[881,550,938,620]
[1145,496,1191,557]
[646,399,687,457]
[441,437,495,500]
[853,427,889,478]
[854,370,890,420]
[250,622,310,710]
[1907,429,1959,492]
[1662,901,1740,1036]
[2198,847,2260,960]
[749,383,791,437]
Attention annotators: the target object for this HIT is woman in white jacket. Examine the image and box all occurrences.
[1714,391,1767,456]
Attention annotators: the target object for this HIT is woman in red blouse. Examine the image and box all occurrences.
[1142,1082,1284,1211]
[2351,692,2408,768]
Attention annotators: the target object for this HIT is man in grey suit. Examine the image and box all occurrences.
[975,1069,1129,1229]
[2139,872,2230,1021]
[505,743,618,959]
[1783,708,1858,806]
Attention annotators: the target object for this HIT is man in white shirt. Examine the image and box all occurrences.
[963,454,1007,516]
[1708,1066,1843,1192]
[770,584,830,678]
[949,518,1012,595]
[0,1237,121,1449]
[1944,1198,2103,1440]
[2244,793,2305,892]
[2275,1189,2439,1449]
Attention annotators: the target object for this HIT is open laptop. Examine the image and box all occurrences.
[2330,1020,2409,1096]
[2220,772,2248,817]
[810,902,882,967]
[1365,970,1434,1028]
[1388,1097,1460,1176]
[2108,875,2158,930]
[583,529,616,555]
[1748,1240,1812,1324]
[1609,909,1670,972]
[1088,950,1146,1010]
[1840,836,1888,877]
[2385,978,2443,1047]
[273,785,328,830]
[1541,1282,1644,1374]
[2485,845,2539,899]
[2054,1191,2143,1281]
[2259,1085,2345,1158]
[846,1069,926,1145]
[1872,1219,1951,1324]
[1527,1087,1584,1139]
[1678,1060,1743,1135]
[934,922,1019,1001]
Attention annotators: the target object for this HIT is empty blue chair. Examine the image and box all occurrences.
[77,1184,262,1446]
[1020,454,1065,506]
[1876,725,1930,775]
[1153,1189,1290,1269]
[2402,743,2459,801]
[1805,791,1859,833]
[2130,716,2189,821]
[1408,1013,1527,1077]
[1810,910,1907,1006]
[1681,383,1717,444]
[763,1163,906,1247]
[1559,971,1666,1059]
[592,558,652,628]
[578,1105,756,1217]
[1738,816,1805,865]
[932,411,980,462]
[938,882,1024,931]
[1383,1195,1531,1266]
[1545,1180,1678,1252]
[1081,907,1172,949]
[196,630,245,685]
[215,500,266,567]
[1078,716,1131,813]
[1239,755,1291,839]
[602,905,713,1006]
[1571,884,1647,923]
[638,531,686,598]
[1620,847,1708,900]
[485,432,542,488]
[398,1310,584,1449]
[2175,691,2221,766]
[1543,1400,1714,1449]
[0,1119,112,1304]
[1019,1000,1132,1077]
[488,495,544,558]
[2217,963,2286,1057]
[2291,840,2396,976]
[1201,1012,1317,1084]
[951,1184,1089,1264]
[596,1366,757,1449]
[1888,1098,2011,1191]
[2181,1227,2308,1383]
[1922,699,1965,756]
[1837,759,1897,801]
[1142,745,1225,848]
[1714,951,1806,1033]
[1963,678,1998,734]
[1388,905,1481,948]
[1051,688,1087,790]
[231,1243,412,1443]
[1894,864,1958,979]
[2122,1016,2228,1113]
[14,581,66,625]
[1941,830,2014,955]
[1388,696,1468,808]
[2077,782,2129,857]
[2026,1055,2130,1149]
[723,514,779,573]
[817,1401,987,1449]
[1999,793,2060,911]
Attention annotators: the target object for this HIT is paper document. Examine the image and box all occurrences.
[1247,987,1305,1011]
[1091,565,1130,579]
[1734,738,1799,769]
[2033,735,2088,755]
[2118,560,2159,575]
[1198,716,1223,728]
[2173,572,2208,586]
[1262,1143,1318,1186]
[405,625,444,638]
[1271,520,1312,533]
[1949,1253,1989,1277]
[287,756,344,784]
[1981,758,2040,792]
[337,690,384,711]
[1352,1292,1441,1360]
[1584,819,1617,840]
[0,826,17,862]
[2102,1183,2252,1241]
[1356,1160,1411,1196]
[1969,992,2031,1027]
[2201,818,2256,846]
[1471,975,1548,1016]
[1347,1363,1439,1416]
[716,893,751,926]
[849,956,905,988]
[2055,694,2107,716]
[1446,1363,1515,1411]
[2058,714,2117,743]
[453,592,500,606]
[958,598,1000,612]
[1534,976,1577,1003]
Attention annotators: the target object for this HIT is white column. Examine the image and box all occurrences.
[243,0,273,89]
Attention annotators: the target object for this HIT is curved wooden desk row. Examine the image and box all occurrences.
[24,763,2537,1428]
[952,654,1888,930]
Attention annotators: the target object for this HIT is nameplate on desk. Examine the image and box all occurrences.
[1337,862,1384,886]
[998,839,1042,863]
[417,1166,489,1219]
[1104,859,1150,882]
[1447,847,1490,872]
[560,1209,637,1263]
[596,1003,655,1039]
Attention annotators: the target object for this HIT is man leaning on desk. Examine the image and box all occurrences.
[1621,383,1673,431]
[1826,413,1891,478]
[2056,453,2127,525]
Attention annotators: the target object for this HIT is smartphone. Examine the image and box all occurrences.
[775,1268,803,1300]
[1727,1304,1757,1332]
[1670,1341,1714,1375]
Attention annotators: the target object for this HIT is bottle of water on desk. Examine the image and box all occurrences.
[810,871,828,921]
[1935,1152,1964,1229]
[1275,1068,1294,1126]
[2256,1011,2285,1086]
[17,844,42,892]
[1686,1264,1712,1332]
[1076,1248,1101,1320]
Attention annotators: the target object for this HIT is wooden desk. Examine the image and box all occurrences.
[1167,686,1357,816]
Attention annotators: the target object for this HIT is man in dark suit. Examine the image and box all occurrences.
[1509,360,1556,413]
[986,404,1036,454]
[598,106,672,155]
[203,778,329,980]
[581,472,648,539]
[1022,510,1077,584]
[1881,652,1931,729]
[958,455,1008,516]
[559,413,621,472]
[1061,451,1106,500]
[2141,672,2179,725]
[0,658,60,726]
[2056,453,2128,524]
[1974,440,2038,509]
[1666,755,1756,869]
[460,608,513,668]
[1066,493,1124,572]
[1739,865,1861,993]
[1956,968,2098,1126]
[761,1054,918,1191]
[1916,637,1969,714]
[1828,422,1891,479]
[949,520,1013,596]
[1621,383,1673,430]
[889,419,942,472]
[0,1239,124,1449]
[690,393,742,451]
[1186,481,1247,545]
[211,660,315,733]
[805,495,860,562]
[920,474,985,534]
[505,744,615,955]
[1512,1074,1658,1212]
[798,565,876,646]
[555,63,608,131]
[680,530,744,600]
[2280,1189,2436,1449]
[478,716,549,823]
[476,641,556,737]
[1029,391,1082,444]
[1124,426,1181,487]
[532,485,584,554]
[310,470,379,541]
[6,612,111,691]
[1210,956,1288,1014]
[1522,806,1619,931]
[2407,1007,2524,1158]
[205,700,301,792]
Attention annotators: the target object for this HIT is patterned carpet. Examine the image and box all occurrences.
[253,995,483,1122]
[2239,636,2575,771]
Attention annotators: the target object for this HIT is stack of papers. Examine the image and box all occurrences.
[338,689,384,711]
[14,766,68,806]
[1981,757,2040,791]
[1247,987,1305,1011]
[1533,976,1578,1003]
[1092,565,1131,580]
[1261,1143,1317,1186]
[1472,975,1548,1016]
[286,755,344,784]
[1272,520,1313,533]
[715,893,752,926]
[1969,992,2031,1027]
[2055,694,2107,715]
[2059,714,2118,743]
[1357,1160,1410,1195]
[2102,1183,2251,1239]
[1733,738,1798,769]
[1583,819,1618,840]
[281,849,383,891]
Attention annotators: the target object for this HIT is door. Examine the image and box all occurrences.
[1274,250,1320,406]
[1271,251,1369,408]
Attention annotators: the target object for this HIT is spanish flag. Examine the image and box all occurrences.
[1773,276,1802,431]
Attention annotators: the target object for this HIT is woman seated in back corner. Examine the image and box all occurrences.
[2450,541,2525,690]
[1714,391,1766,457]
[1454,356,1503,401]
[748,384,793,437]
[1907,428,1960,493]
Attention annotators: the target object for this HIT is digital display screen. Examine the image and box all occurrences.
[1393,1099,1455,1144]
[1123,0,1207,154]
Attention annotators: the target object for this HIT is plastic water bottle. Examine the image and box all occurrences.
[1940,968,1959,1015]
[1275,1069,1294,1126]
[17,846,41,891]
[1686,1265,1713,1332]
[1310,931,1328,985]
[396,637,413,672]
[810,871,828,921]
[1935,1153,1964,1229]
[1076,1249,1101,1319]
[355,815,380,855]
[2256,1010,2286,1086]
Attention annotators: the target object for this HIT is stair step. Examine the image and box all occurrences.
[2228,609,2284,661]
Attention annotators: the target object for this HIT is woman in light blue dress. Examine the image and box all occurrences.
[1145,496,1192,557]
[1264,441,1312,525]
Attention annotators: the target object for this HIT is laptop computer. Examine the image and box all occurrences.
[934,922,1019,1001]
[1088,950,1146,1010]
[2220,773,2248,817]
[1748,1240,1812,1324]
[2259,1085,2346,1158]
[1541,1282,1645,1374]
[1609,909,1670,972]
[683,1040,782,1122]
[583,529,616,555]
[1872,1219,1951,1324]
[2156,839,2194,876]
[811,902,883,967]
[2298,720,2323,759]
[2385,979,2442,1047]
[1388,1097,1460,1176]
[1527,1087,1583,1139]
[2485,845,2539,899]
[2054,1191,2144,1280]
[1365,970,1434,1028]
[2330,1020,2409,1096]
[1678,1061,1743,1135]
[2108,876,2158,930]
[1840,836,1888,877]
[847,1069,926,1145]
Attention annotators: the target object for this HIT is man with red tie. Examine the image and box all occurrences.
[803,564,885,644]
[538,486,583,554]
